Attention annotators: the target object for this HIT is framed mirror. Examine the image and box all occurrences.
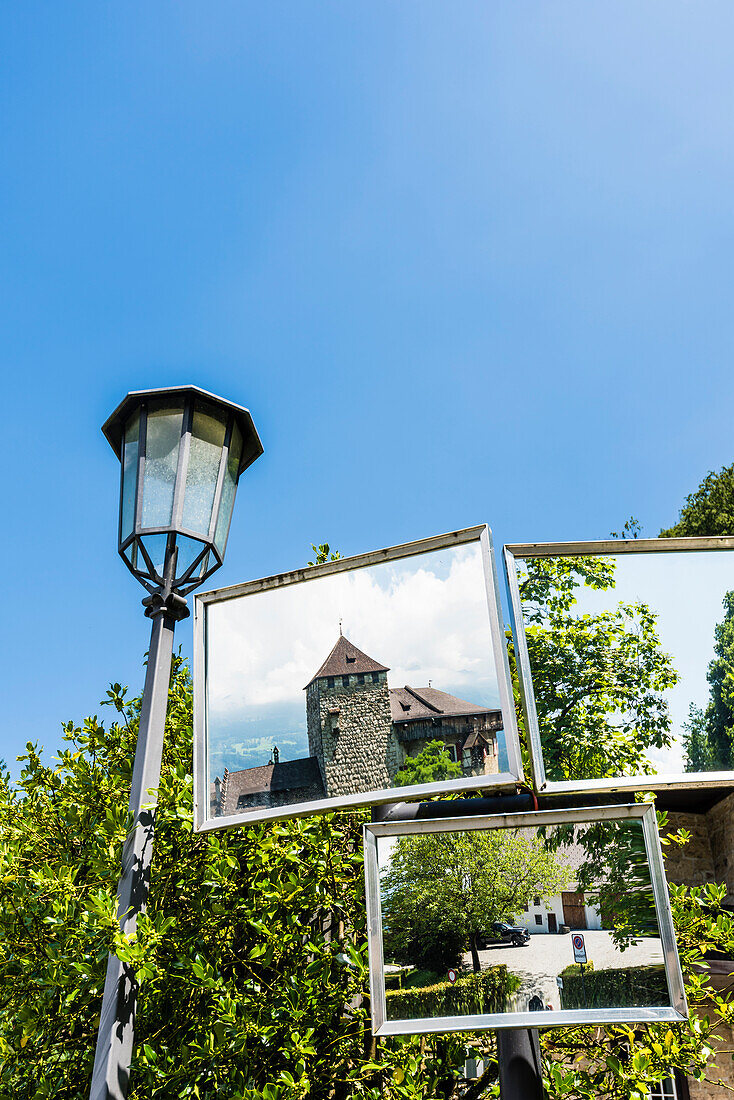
[193,526,523,830]
[504,537,734,793]
[364,804,686,1035]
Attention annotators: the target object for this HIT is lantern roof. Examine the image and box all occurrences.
[102,384,263,478]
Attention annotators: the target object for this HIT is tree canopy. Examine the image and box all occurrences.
[660,462,734,537]
[683,590,734,771]
[519,555,678,781]
[382,830,571,974]
[2,521,734,1098]
[392,740,463,787]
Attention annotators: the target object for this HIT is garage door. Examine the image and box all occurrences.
[561,891,587,929]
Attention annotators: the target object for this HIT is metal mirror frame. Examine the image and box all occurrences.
[364,803,687,1036]
[193,525,524,832]
[504,536,734,795]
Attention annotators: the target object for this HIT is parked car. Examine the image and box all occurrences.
[477,921,530,948]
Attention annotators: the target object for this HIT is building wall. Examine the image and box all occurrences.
[688,1020,734,1099]
[706,791,734,895]
[397,716,500,777]
[661,812,717,887]
[661,801,734,1099]
[306,672,398,797]
[515,894,601,934]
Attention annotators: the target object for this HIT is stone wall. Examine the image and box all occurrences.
[662,812,717,887]
[688,1018,734,1099]
[706,791,734,895]
[307,676,398,797]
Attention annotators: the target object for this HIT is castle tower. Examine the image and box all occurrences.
[305,635,398,797]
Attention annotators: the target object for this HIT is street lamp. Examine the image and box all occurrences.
[102,384,263,606]
[90,386,262,1100]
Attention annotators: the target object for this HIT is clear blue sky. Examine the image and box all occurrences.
[2,2,734,774]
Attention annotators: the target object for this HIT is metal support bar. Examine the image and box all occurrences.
[371,793,544,1098]
[497,1028,544,1100]
[89,602,179,1100]
[370,793,535,822]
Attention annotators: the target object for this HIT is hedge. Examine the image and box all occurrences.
[560,965,669,1010]
[385,965,515,1020]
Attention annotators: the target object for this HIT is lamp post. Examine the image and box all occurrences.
[90,386,262,1100]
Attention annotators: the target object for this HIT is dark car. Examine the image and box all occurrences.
[477,921,530,948]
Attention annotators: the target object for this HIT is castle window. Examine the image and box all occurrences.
[342,675,350,687]
[327,676,334,688]
[357,673,365,684]
[535,914,543,926]
[445,744,459,763]
[371,672,379,683]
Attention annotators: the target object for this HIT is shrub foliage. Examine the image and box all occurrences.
[385,968,515,1021]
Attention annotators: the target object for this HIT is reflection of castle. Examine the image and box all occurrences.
[213,634,502,815]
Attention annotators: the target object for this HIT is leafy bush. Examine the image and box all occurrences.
[385,966,515,1020]
[560,965,669,1010]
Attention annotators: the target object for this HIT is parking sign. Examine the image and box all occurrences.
[572,934,587,964]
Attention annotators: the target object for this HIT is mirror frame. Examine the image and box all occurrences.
[192,525,524,832]
[504,536,734,794]
[364,803,687,1036]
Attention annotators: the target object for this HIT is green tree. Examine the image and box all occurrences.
[308,543,342,565]
[660,462,734,537]
[519,555,679,781]
[682,590,734,771]
[3,534,734,1099]
[382,831,571,974]
[393,740,463,787]
[3,655,734,1099]
[658,463,734,769]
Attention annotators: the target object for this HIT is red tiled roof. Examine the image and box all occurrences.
[389,685,500,724]
[305,635,389,687]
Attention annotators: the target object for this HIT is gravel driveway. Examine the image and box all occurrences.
[462,930,665,1012]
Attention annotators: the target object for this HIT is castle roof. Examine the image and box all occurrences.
[220,756,324,813]
[389,685,500,724]
[306,634,389,687]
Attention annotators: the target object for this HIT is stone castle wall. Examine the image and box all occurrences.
[689,1021,734,1099]
[307,674,399,797]
[662,811,717,887]
[706,791,734,894]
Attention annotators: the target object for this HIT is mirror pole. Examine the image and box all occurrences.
[372,795,543,1098]
[497,1028,544,1100]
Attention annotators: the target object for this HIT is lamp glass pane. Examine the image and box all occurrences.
[120,411,140,542]
[140,532,168,577]
[214,420,243,554]
[182,401,227,537]
[175,533,207,579]
[141,405,183,529]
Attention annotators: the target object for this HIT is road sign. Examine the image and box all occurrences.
[572,933,587,964]
[447,968,458,984]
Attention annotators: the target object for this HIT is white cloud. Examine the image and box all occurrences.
[206,543,501,718]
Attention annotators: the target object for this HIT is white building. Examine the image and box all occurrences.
[514,840,602,934]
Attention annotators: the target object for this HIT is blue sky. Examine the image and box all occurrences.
[2,2,734,774]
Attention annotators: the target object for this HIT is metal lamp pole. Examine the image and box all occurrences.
[90,553,189,1099]
[90,387,263,1100]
